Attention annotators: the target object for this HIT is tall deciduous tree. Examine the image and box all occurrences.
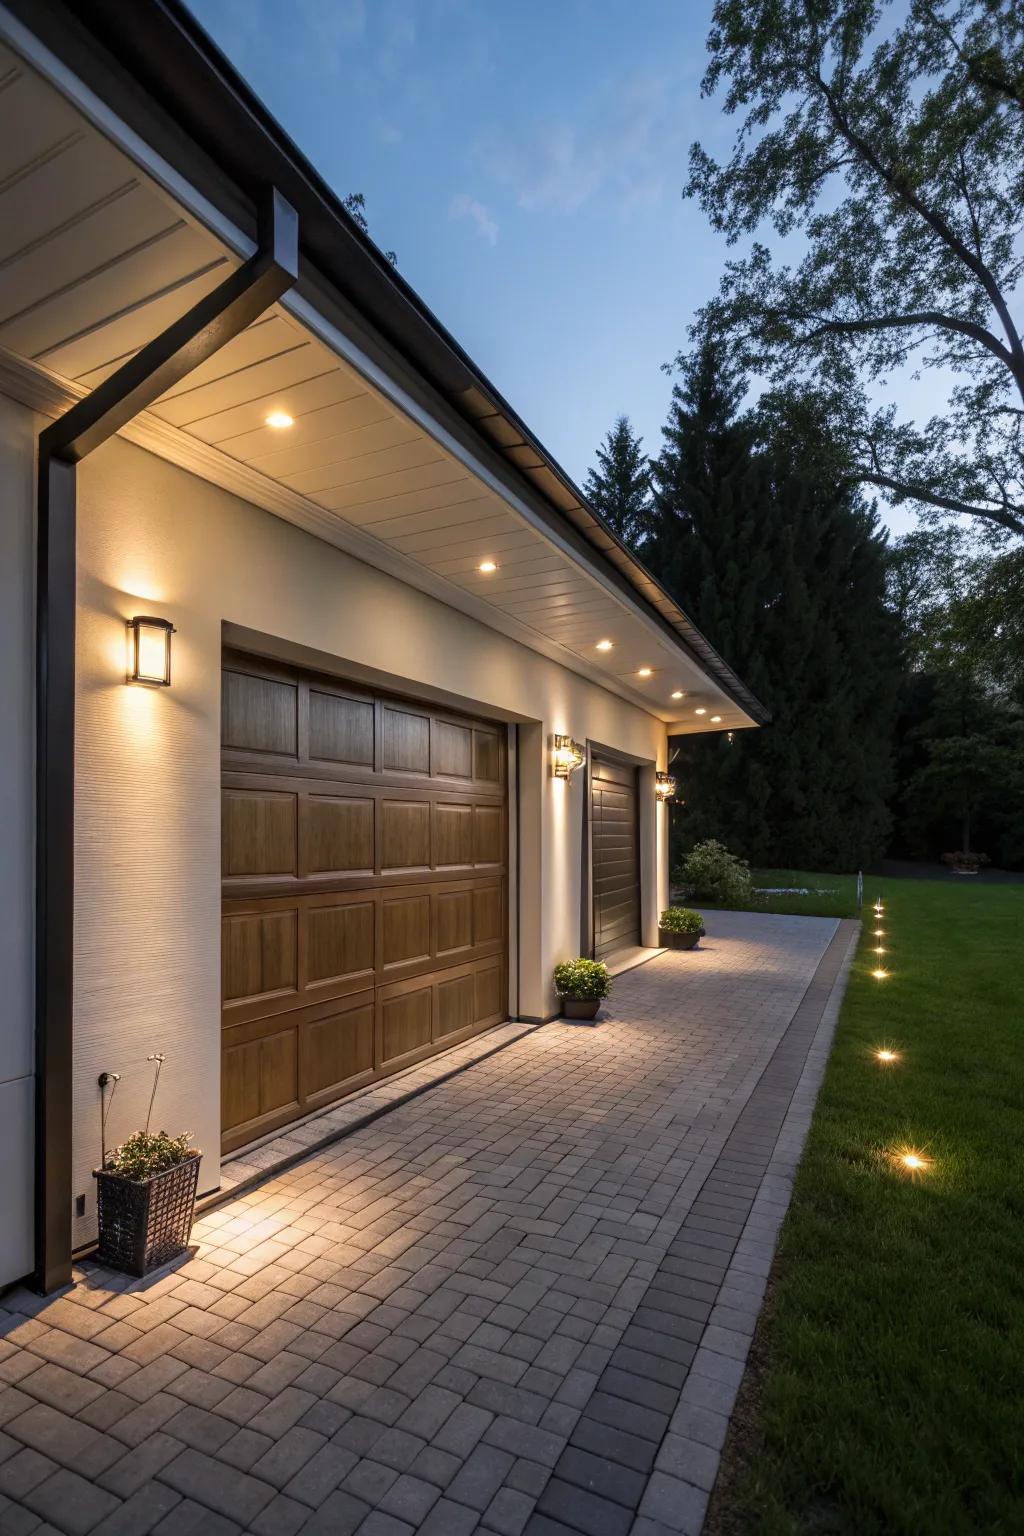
[688,0,1024,538]
[583,415,653,547]
[647,341,900,870]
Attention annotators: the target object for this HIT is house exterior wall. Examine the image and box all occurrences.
[0,394,36,1287]
[69,432,669,1249]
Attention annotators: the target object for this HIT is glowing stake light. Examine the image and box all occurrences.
[874,945,885,955]
[872,967,889,981]
[890,1147,933,1178]
[874,1048,900,1065]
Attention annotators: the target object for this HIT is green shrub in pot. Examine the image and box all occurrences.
[659,906,706,949]
[553,958,612,1021]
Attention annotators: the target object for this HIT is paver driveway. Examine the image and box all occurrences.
[0,911,855,1536]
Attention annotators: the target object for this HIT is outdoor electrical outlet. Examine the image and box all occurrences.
[75,1194,86,1217]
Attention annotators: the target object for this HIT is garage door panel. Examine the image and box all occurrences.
[592,757,641,961]
[306,901,375,989]
[302,794,375,875]
[433,718,473,779]
[302,997,375,1106]
[223,655,509,1151]
[473,884,503,945]
[222,669,298,757]
[436,888,473,958]
[380,799,432,871]
[473,804,504,865]
[474,729,503,785]
[223,789,297,879]
[380,982,433,1065]
[381,703,430,774]
[222,909,298,1006]
[309,688,374,766]
[221,1024,299,1148]
[381,892,432,970]
[434,802,473,867]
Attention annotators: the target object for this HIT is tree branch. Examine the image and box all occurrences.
[810,67,1024,390]
[857,468,1024,536]
[920,4,1024,111]
[793,307,1014,367]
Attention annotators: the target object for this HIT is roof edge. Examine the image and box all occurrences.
[6,0,769,726]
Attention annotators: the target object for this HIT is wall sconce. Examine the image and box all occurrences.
[655,772,677,802]
[551,734,585,779]
[127,615,174,686]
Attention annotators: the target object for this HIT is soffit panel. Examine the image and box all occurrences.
[0,35,756,729]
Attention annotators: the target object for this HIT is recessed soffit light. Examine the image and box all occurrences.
[638,667,652,678]
[265,410,294,429]
[671,690,684,701]
[695,707,707,716]
[478,560,498,573]
[596,639,613,652]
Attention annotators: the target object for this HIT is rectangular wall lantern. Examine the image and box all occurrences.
[127,615,174,686]
[655,771,677,801]
[551,734,585,779]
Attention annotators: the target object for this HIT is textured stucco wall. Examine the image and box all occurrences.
[0,394,36,1286]
[68,433,668,1247]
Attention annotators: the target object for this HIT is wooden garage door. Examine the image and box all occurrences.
[591,757,641,962]
[220,651,508,1152]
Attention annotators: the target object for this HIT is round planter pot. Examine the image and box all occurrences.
[659,929,702,950]
[561,997,602,1021]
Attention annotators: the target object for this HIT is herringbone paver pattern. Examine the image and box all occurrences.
[0,913,849,1536]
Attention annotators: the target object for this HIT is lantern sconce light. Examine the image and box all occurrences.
[551,734,585,780]
[655,771,677,802]
[127,615,175,686]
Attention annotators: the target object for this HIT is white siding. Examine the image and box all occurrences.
[71,434,669,1248]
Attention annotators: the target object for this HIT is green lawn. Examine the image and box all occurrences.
[677,867,863,919]
[708,879,1024,1535]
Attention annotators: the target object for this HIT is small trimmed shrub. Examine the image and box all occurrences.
[680,839,752,905]
[104,1130,195,1182]
[941,851,990,871]
[659,907,705,935]
[553,958,613,1001]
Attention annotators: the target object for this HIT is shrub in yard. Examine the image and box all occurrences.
[681,839,752,904]
[553,959,613,1001]
[659,907,705,935]
[941,851,990,872]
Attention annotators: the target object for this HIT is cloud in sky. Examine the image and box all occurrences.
[449,193,499,246]
[478,73,685,217]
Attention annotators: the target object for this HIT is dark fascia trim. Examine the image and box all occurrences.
[8,0,768,725]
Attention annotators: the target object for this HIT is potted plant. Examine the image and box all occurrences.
[659,906,705,950]
[553,958,613,1022]
[941,851,990,876]
[94,1055,201,1277]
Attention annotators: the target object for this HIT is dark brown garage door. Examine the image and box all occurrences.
[591,756,641,962]
[220,651,508,1153]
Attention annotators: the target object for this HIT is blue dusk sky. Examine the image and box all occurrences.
[186,0,917,534]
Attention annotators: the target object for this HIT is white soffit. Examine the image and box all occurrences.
[0,30,755,730]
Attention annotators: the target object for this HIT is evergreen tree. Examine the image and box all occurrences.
[648,343,900,872]
[584,415,652,547]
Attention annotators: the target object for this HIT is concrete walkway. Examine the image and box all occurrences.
[0,911,856,1536]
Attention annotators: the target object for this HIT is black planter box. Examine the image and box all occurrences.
[93,1153,200,1276]
[659,928,704,950]
[561,997,602,1021]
